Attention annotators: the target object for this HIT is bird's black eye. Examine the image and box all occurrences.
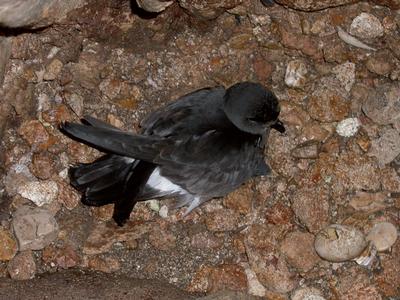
[247,117,263,123]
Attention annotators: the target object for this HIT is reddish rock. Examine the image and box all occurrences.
[248,251,298,293]
[205,209,241,232]
[307,87,350,122]
[87,256,120,273]
[299,122,330,143]
[187,264,247,293]
[148,225,176,251]
[223,182,254,215]
[83,221,150,255]
[280,27,322,59]
[18,120,51,151]
[366,50,394,77]
[252,55,274,83]
[374,241,400,297]
[30,152,55,180]
[57,180,80,210]
[341,284,382,300]
[41,104,73,124]
[245,224,287,252]
[280,231,320,272]
[349,192,388,213]
[265,202,295,227]
[42,244,81,269]
[380,167,400,192]
[291,186,330,233]
[0,227,17,261]
[92,204,114,221]
[7,251,36,280]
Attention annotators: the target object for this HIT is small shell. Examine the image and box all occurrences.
[136,0,173,13]
[337,26,376,51]
[354,242,378,267]
[314,224,368,262]
[367,222,398,251]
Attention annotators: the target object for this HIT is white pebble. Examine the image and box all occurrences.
[146,199,160,212]
[292,286,326,300]
[367,222,398,251]
[285,60,308,88]
[159,205,169,218]
[17,180,59,206]
[336,118,360,137]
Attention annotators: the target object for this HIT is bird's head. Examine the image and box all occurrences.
[223,82,285,135]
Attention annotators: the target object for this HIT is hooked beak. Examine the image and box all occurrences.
[271,119,285,133]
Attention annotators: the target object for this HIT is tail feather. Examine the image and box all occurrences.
[60,121,168,161]
[69,155,135,207]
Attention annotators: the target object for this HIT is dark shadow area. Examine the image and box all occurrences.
[0,270,198,300]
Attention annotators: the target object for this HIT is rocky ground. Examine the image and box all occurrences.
[0,0,400,299]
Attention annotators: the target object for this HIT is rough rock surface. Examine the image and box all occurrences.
[0,0,399,298]
[12,206,58,251]
[0,0,85,28]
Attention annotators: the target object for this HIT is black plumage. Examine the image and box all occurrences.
[60,82,285,226]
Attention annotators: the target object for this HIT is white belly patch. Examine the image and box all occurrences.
[146,167,185,195]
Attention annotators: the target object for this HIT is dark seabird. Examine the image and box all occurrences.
[60,82,285,226]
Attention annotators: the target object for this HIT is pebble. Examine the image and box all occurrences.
[87,255,120,273]
[284,60,308,88]
[57,180,80,210]
[280,231,320,272]
[243,266,266,297]
[223,182,253,215]
[83,221,150,255]
[291,287,326,300]
[366,222,398,251]
[42,244,81,269]
[146,199,160,212]
[7,251,36,280]
[18,120,50,150]
[158,205,169,218]
[0,227,17,261]
[307,84,350,122]
[291,186,330,233]
[349,192,387,213]
[336,118,360,137]
[64,93,84,117]
[332,62,355,92]
[17,180,59,206]
[291,140,319,159]
[43,58,63,81]
[4,163,35,196]
[366,50,394,76]
[362,83,400,125]
[369,128,400,166]
[30,152,55,180]
[314,224,368,262]
[350,13,384,39]
[12,206,59,251]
